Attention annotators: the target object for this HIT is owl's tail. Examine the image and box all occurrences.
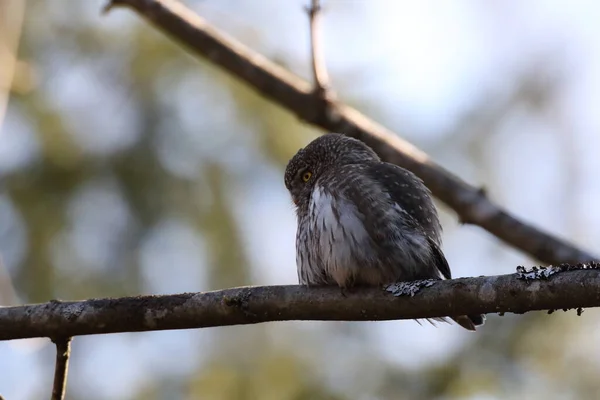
[452,314,486,331]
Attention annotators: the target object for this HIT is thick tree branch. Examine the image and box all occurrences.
[102,0,597,265]
[1,267,600,341]
[50,337,72,400]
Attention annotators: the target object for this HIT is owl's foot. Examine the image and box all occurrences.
[385,279,437,297]
[339,286,356,297]
[223,289,257,318]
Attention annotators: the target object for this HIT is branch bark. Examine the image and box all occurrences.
[50,337,72,400]
[1,267,599,341]
[306,0,332,98]
[102,0,597,265]
[0,0,25,132]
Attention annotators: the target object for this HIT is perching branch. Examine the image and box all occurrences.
[102,0,597,265]
[50,337,72,400]
[1,265,600,341]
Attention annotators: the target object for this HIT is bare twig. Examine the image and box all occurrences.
[102,0,597,265]
[306,0,333,99]
[1,266,600,341]
[0,0,26,130]
[50,337,72,400]
[0,255,20,306]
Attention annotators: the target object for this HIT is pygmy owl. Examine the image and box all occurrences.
[284,133,485,331]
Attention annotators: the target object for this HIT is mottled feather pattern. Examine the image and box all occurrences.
[297,164,443,288]
[298,185,374,286]
[285,133,485,331]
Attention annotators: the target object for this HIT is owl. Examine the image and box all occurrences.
[284,133,484,331]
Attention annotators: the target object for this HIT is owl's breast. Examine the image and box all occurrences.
[297,184,372,286]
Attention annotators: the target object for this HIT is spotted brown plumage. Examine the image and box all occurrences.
[284,133,485,331]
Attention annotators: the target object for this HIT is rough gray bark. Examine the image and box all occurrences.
[50,337,72,400]
[1,266,599,341]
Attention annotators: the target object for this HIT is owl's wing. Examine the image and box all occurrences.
[363,162,442,239]
[363,162,451,279]
[428,236,452,279]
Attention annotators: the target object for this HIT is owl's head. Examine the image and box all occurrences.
[284,133,379,208]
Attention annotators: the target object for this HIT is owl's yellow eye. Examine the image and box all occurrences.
[302,171,312,182]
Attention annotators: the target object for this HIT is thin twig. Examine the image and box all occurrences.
[0,0,26,131]
[1,266,600,341]
[306,0,333,99]
[102,0,597,265]
[102,0,124,14]
[0,255,20,305]
[50,337,72,400]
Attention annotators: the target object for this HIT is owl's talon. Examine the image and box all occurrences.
[385,279,437,297]
[339,285,357,297]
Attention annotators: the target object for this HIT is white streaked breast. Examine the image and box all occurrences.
[308,184,370,284]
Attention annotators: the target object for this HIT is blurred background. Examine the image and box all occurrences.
[1,0,600,399]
